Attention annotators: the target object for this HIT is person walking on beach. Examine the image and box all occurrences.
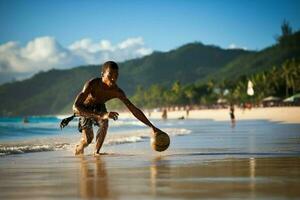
[186,106,190,118]
[162,108,168,120]
[60,61,161,155]
[229,103,236,128]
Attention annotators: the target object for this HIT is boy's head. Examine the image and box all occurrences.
[101,61,119,86]
[101,61,119,75]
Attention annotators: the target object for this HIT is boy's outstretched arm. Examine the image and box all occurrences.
[118,90,160,133]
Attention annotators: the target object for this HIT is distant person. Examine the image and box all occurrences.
[23,116,29,123]
[162,108,168,120]
[229,104,236,128]
[60,61,162,155]
[186,106,190,118]
[178,116,185,120]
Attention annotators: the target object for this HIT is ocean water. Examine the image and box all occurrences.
[0,115,300,157]
[0,115,190,156]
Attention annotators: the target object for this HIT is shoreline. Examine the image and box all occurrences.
[3,107,300,124]
[119,106,300,124]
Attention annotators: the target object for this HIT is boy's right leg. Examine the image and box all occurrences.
[94,119,109,155]
[75,128,94,155]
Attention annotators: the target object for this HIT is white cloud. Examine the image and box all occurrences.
[22,37,67,62]
[0,36,82,75]
[118,37,144,49]
[228,43,248,50]
[68,37,152,64]
[68,38,113,52]
[136,47,153,56]
[0,36,153,84]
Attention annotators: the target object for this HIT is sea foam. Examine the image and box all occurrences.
[0,128,191,156]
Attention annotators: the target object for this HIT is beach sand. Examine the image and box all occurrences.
[119,106,300,124]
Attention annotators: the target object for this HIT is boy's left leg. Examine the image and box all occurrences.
[94,119,109,155]
[75,128,94,155]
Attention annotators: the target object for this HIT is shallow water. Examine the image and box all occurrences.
[0,116,190,155]
[1,116,300,156]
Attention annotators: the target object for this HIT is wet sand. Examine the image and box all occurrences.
[0,151,299,200]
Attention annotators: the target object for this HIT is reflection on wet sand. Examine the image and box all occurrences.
[249,157,256,198]
[150,156,171,196]
[79,156,115,199]
[0,153,299,200]
[148,156,300,199]
[76,155,300,199]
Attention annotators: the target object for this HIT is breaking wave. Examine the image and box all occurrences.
[0,128,191,156]
[0,143,69,156]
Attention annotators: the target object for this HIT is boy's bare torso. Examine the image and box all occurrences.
[83,78,124,107]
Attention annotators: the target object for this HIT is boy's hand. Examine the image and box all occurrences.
[103,112,119,121]
[151,126,161,134]
[97,112,119,121]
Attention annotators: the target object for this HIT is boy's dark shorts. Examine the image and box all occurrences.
[78,104,107,132]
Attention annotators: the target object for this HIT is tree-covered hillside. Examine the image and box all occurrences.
[118,43,252,92]
[0,27,299,116]
[0,42,250,116]
[0,66,97,115]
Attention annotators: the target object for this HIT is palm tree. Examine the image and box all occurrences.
[281,59,299,97]
[282,60,292,97]
[281,20,293,37]
[289,59,300,95]
[277,20,293,45]
[294,61,300,93]
[184,85,198,105]
[268,66,280,91]
[232,80,247,105]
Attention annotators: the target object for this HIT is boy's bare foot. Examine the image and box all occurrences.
[75,145,84,155]
[93,152,101,156]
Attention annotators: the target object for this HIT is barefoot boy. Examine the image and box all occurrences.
[63,61,160,155]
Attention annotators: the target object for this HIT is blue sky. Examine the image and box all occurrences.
[0,0,299,83]
[1,0,299,51]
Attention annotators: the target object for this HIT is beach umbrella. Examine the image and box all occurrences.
[262,96,281,102]
[283,97,293,102]
[283,93,300,102]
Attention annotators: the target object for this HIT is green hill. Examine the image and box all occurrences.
[0,67,96,115]
[118,42,252,93]
[0,30,299,116]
